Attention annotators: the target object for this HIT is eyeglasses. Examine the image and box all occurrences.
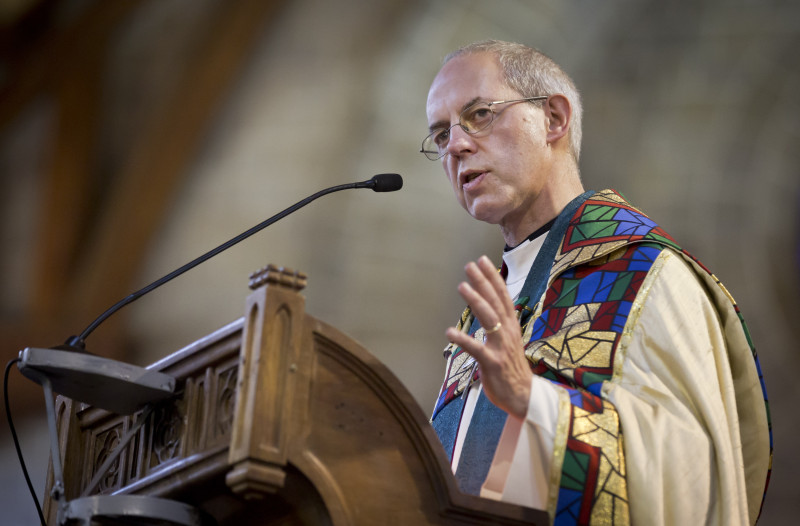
[420,96,548,161]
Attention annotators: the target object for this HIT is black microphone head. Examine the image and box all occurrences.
[370,173,403,192]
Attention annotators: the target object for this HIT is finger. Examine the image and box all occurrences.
[449,322,532,418]
[464,261,506,316]
[476,255,516,318]
[455,283,513,355]
[476,255,506,291]
[456,281,501,332]
[445,326,488,362]
[466,257,512,317]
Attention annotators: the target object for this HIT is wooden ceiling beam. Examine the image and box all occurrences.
[3,0,142,318]
[0,0,141,131]
[29,33,108,319]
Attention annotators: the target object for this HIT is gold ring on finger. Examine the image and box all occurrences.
[485,322,502,335]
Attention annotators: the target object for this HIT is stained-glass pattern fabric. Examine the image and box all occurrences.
[430,189,771,525]
[532,242,664,525]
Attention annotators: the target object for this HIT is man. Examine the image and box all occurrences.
[424,40,771,525]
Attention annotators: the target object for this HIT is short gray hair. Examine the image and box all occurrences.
[445,40,583,161]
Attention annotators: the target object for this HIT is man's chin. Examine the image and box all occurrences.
[465,203,502,225]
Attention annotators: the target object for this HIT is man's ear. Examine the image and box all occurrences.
[544,94,571,146]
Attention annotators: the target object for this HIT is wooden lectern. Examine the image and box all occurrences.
[43,265,547,525]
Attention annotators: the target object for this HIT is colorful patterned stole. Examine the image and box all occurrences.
[430,189,772,525]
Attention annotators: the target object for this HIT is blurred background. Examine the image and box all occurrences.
[1,0,797,523]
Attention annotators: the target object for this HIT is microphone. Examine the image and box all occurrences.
[357,173,403,192]
[63,173,403,351]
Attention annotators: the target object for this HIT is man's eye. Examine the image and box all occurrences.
[433,129,450,146]
[466,107,492,127]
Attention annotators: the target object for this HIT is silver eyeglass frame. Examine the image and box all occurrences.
[420,96,548,160]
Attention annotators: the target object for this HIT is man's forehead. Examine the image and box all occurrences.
[426,53,505,122]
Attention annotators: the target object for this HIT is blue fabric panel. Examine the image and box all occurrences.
[431,395,466,463]
[454,390,508,495]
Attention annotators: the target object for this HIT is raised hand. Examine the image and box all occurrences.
[445,255,533,419]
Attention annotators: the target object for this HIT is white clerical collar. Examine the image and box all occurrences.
[503,231,548,301]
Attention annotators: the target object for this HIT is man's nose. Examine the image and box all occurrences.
[446,125,476,156]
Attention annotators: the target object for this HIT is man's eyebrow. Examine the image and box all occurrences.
[428,97,483,133]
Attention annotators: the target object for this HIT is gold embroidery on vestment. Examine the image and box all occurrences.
[572,400,629,525]
[548,388,572,521]
[525,303,618,380]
